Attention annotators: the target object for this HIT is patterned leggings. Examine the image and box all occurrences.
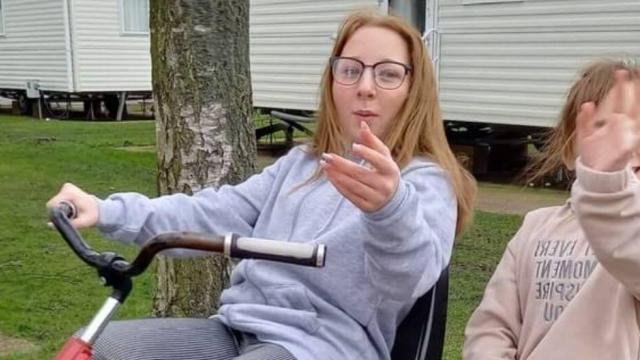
[87,318,296,360]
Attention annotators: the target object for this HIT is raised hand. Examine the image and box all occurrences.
[576,70,640,172]
[46,183,99,229]
[320,121,401,213]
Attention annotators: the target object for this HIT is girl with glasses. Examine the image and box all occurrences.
[47,10,475,360]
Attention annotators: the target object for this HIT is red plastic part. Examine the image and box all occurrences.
[55,337,92,360]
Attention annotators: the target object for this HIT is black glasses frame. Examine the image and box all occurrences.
[330,56,412,90]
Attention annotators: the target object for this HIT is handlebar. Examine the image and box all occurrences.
[48,203,326,281]
[49,201,102,267]
[49,202,327,351]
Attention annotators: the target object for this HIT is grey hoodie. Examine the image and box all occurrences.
[97,146,456,360]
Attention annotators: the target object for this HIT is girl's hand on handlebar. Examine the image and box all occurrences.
[46,183,99,229]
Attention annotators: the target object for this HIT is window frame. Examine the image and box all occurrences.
[0,0,6,36]
[120,0,149,36]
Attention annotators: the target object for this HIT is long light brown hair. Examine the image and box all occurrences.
[310,10,476,236]
[525,58,639,185]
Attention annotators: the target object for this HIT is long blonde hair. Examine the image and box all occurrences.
[525,58,639,185]
[310,11,476,236]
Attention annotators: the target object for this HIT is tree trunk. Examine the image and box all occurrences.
[150,0,256,317]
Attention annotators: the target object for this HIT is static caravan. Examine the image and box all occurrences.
[253,0,640,127]
[0,0,369,119]
[435,0,640,127]
[251,0,640,173]
[434,0,639,173]
[2,0,639,170]
[0,0,151,118]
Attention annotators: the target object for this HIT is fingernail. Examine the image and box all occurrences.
[352,143,361,150]
[360,121,368,130]
[321,153,332,162]
[319,159,328,167]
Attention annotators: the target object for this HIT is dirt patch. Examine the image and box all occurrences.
[258,151,569,216]
[477,183,568,216]
[115,145,155,152]
[0,332,37,356]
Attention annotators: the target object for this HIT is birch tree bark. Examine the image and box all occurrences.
[150,0,255,317]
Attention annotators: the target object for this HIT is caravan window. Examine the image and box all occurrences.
[0,0,5,35]
[121,0,149,34]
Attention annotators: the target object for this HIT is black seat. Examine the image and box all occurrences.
[391,266,449,360]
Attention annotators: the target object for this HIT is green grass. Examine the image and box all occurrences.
[0,114,521,359]
[0,116,157,359]
[444,212,522,359]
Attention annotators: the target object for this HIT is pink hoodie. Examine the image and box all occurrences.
[463,159,640,360]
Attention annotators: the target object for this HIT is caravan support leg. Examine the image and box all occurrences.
[116,92,128,121]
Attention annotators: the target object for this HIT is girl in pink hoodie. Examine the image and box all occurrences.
[464,59,640,360]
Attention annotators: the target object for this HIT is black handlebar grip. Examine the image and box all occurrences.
[225,234,326,267]
[57,200,77,219]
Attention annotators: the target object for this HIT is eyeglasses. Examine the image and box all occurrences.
[330,56,412,90]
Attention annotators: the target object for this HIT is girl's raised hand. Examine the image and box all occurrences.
[320,122,401,213]
[576,69,640,172]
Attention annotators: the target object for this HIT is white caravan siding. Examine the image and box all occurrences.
[71,0,151,92]
[0,0,71,92]
[437,0,640,127]
[250,0,381,110]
